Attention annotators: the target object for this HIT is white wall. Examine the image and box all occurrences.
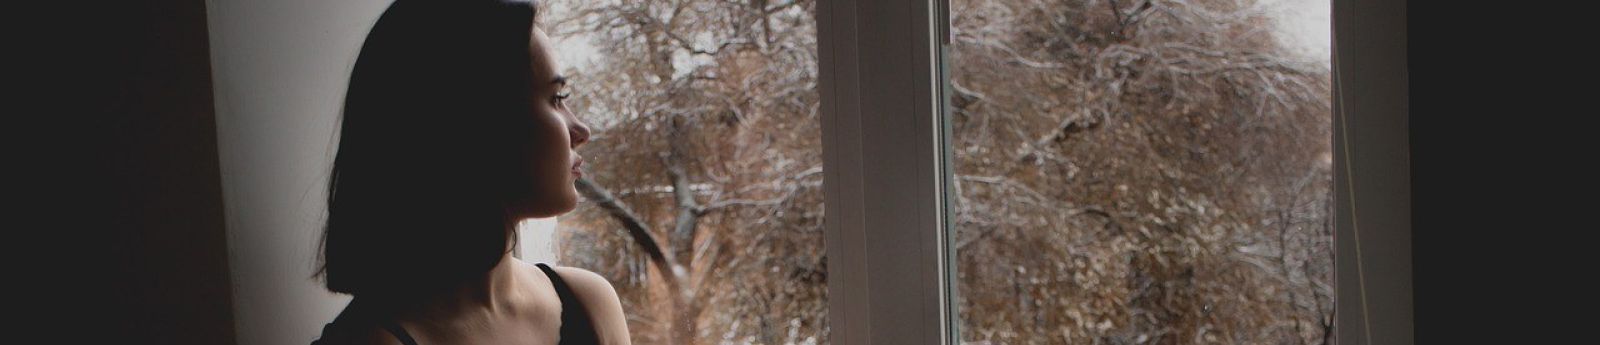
[206,1,391,344]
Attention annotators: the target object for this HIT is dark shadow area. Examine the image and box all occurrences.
[1411,2,1589,344]
[26,1,237,344]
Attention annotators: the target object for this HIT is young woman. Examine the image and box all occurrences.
[310,1,628,344]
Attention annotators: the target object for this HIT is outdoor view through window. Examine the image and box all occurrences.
[530,1,826,344]
[520,0,1333,344]
[947,0,1334,344]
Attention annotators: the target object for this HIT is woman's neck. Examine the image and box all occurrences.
[400,251,532,321]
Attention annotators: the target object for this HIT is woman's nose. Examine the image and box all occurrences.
[569,119,591,147]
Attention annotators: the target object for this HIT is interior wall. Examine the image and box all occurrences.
[204,1,391,344]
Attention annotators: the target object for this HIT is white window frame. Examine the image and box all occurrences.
[815,0,1411,344]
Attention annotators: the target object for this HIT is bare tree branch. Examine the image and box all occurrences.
[574,176,684,288]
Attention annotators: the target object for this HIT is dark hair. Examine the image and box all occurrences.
[318,0,542,302]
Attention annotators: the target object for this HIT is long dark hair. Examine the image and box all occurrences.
[318,0,542,303]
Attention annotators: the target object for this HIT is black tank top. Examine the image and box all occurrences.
[310,263,600,345]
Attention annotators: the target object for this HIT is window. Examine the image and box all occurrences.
[523,1,1398,344]
[205,0,1400,344]
[945,0,1335,344]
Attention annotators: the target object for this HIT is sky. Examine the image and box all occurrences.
[1263,0,1333,66]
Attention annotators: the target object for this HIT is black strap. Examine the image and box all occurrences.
[311,298,419,345]
[380,319,421,345]
[312,264,598,345]
[537,263,601,345]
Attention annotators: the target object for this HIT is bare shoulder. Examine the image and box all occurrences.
[549,266,615,292]
[549,265,632,345]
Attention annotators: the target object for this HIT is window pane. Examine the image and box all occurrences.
[527,1,826,344]
[944,0,1334,344]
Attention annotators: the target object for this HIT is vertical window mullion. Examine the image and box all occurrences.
[818,0,951,344]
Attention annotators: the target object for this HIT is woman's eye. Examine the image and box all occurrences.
[553,93,571,107]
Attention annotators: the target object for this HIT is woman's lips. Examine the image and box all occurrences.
[571,155,584,178]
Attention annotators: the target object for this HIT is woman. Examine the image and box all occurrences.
[310,0,629,344]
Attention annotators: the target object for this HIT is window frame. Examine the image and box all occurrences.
[816,0,953,344]
[815,0,1411,344]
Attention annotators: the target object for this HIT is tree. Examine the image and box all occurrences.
[947,0,1333,343]
[547,1,826,344]
[547,0,1333,344]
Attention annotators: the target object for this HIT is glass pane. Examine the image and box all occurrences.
[944,0,1334,344]
[522,1,826,344]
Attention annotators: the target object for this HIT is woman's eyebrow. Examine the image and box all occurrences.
[551,75,568,86]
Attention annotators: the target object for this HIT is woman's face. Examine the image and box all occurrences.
[512,24,591,219]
